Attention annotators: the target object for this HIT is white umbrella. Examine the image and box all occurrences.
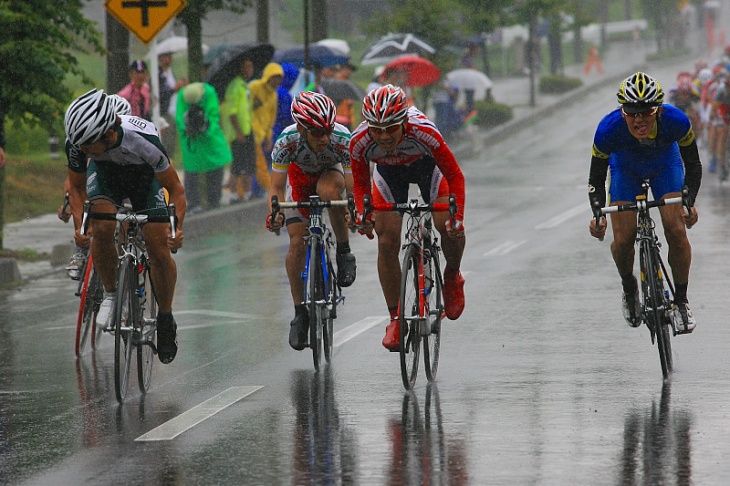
[445,69,494,101]
[146,36,210,58]
[315,38,351,56]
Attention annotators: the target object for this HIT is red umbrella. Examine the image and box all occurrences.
[384,55,441,87]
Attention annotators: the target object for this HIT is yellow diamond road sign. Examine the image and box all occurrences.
[105,0,187,45]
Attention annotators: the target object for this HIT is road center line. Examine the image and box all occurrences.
[334,316,388,347]
[534,204,586,229]
[135,386,262,442]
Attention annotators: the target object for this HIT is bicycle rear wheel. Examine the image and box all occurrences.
[641,244,672,379]
[75,257,98,357]
[423,247,443,382]
[137,262,157,393]
[399,245,421,390]
[114,259,136,403]
[308,238,325,371]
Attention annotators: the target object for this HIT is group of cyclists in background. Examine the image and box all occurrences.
[669,46,730,181]
[59,83,467,363]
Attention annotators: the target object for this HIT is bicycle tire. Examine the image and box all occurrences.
[114,258,136,403]
[399,244,421,390]
[137,261,157,393]
[423,246,443,382]
[308,237,324,371]
[88,266,104,351]
[641,244,672,378]
[75,256,97,357]
[323,250,336,363]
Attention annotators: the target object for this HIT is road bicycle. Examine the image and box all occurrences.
[594,181,691,379]
[270,194,347,371]
[81,201,177,402]
[362,194,456,390]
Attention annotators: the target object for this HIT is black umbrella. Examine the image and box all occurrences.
[206,43,275,99]
[361,33,436,66]
[320,78,365,104]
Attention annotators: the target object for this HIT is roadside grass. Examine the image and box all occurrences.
[4,154,66,223]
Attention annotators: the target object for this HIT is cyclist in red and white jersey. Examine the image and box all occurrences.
[266,92,357,351]
[349,84,466,351]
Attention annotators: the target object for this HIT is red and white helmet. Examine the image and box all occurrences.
[361,84,409,125]
[290,91,337,130]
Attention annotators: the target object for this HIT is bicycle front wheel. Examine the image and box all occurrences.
[641,244,672,379]
[323,250,337,364]
[308,238,325,371]
[75,257,98,357]
[423,247,443,382]
[399,244,422,390]
[137,263,157,393]
[114,259,136,403]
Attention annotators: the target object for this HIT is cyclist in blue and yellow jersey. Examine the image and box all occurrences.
[588,72,701,334]
[64,89,186,364]
[349,84,467,351]
[265,91,357,351]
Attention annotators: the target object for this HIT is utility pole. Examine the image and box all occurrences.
[106,13,130,93]
[257,0,269,44]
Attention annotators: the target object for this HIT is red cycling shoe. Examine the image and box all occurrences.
[382,318,400,351]
[443,267,465,320]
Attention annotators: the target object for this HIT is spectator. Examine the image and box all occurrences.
[249,62,284,194]
[334,62,359,130]
[367,66,386,93]
[176,82,232,212]
[273,63,300,142]
[158,50,188,157]
[222,57,256,203]
[118,59,151,120]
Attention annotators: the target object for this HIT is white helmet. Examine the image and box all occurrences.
[64,89,118,147]
[108,94,131,116]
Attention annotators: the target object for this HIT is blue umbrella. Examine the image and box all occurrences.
[273,44,350,68]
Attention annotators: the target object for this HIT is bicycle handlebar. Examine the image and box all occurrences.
[269,195,351,236]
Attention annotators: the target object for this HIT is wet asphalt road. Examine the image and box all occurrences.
[4,63,730,485]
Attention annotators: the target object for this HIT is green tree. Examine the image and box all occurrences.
[177,0,254,83]
[0,1,103,131]
[640,0,684,52]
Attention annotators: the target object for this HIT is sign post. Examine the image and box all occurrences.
[105,0,187,130]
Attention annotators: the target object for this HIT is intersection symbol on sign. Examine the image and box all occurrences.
[105,0,187,44]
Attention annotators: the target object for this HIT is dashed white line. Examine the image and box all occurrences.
[334,316,388,347]
[535,204,587,229]
[135,386,262,442]
[483,240,527,257]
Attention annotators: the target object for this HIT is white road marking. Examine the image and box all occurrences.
[334,316,388,347]
[135,386,262,442]
[483,240,527,257]
[175,310,256,319]
[534,204,586,229]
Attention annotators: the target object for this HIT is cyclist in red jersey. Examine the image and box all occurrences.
[349,84,467,351]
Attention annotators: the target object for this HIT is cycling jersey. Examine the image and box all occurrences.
[590,103,701,204]
[349,107,465,220]
[66,115,169,174]
[271,122,351,222]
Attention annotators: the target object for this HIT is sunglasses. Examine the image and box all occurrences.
[368,122,403,135]
[306,126,334,138]
[621,106,659,119]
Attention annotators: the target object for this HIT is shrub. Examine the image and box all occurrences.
[472,101,513,129]
[539,75,583,94]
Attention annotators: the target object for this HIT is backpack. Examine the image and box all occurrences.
[184,103,209,139]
